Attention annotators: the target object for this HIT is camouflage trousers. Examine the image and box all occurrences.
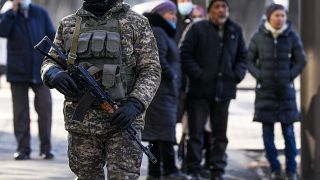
[68,129,143,180]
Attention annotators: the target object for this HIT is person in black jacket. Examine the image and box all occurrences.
[176,4,212,176]
[0,0,55,160]
[179,0,247,179]
[174,0,193,44]
[248,4,306,180]
[142,1,188,180]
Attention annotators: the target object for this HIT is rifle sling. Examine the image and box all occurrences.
[67,16,82,65]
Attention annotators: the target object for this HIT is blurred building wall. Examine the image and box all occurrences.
[300,0,320,179]
[228,0,266,43]
[33,0,81,27]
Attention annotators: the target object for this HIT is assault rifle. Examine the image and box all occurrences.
[35,36,157,163]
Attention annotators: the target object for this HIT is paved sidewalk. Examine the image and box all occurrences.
[0,75,301,179]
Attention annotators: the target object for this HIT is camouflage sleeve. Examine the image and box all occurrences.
[40,20,66,83]
[129,18,161,109]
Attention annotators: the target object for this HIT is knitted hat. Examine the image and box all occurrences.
[265,3,286,21]
[207,0,229,12]
[192,4,206,18]
[151,1,177,15]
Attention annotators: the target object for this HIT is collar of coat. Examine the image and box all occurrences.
[16,4,34,18]
[76,0,129,18]
[259,20,292,38]
[264,21,288,39]
[209,18,237,35]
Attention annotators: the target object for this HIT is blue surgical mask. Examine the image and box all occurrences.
[178,2,193,16]
[167,20,176,30]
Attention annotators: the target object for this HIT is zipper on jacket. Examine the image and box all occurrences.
[274,39,278,58]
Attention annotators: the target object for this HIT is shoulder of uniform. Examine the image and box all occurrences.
[125,9,149,24]
[60,13,77,26]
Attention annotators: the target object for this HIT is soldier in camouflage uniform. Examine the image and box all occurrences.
[40,0,161,179]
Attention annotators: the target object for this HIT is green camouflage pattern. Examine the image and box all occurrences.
[41,1,160,179]
[41,1,161,135]
[68,129,143,179]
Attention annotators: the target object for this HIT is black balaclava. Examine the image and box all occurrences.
[83,0,118,16]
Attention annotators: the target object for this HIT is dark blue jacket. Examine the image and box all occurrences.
[180,19,248,101]
[142,13,180,143]
[248,23,306,123]
[0,4,55,83]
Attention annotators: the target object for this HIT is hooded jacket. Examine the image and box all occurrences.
[248,22,306,123]
[142,13,180,142]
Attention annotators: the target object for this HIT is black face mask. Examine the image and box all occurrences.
[83,0,118,16]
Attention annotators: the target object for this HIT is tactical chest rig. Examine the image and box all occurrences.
[66,10,133,101]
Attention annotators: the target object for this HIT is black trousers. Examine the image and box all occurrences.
[186,96,230,174]
[10,82,52,154]
[148,141,178,178]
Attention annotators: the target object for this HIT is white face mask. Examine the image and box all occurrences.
[178,2,193,16]
[20,0,31,9]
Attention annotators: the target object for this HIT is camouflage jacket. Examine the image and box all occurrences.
[41,1,161,135]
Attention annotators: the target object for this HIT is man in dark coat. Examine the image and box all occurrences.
[179,0,247,179]
[248,4,306,180]
[0,0,55,160]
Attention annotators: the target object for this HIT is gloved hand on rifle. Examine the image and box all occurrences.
[110,97,145,129]
[44,67,80,97]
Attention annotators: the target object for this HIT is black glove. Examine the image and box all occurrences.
[109,97,145,129]
[45,67,79,97]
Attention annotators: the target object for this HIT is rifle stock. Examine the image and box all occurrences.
[101,102,115,114]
